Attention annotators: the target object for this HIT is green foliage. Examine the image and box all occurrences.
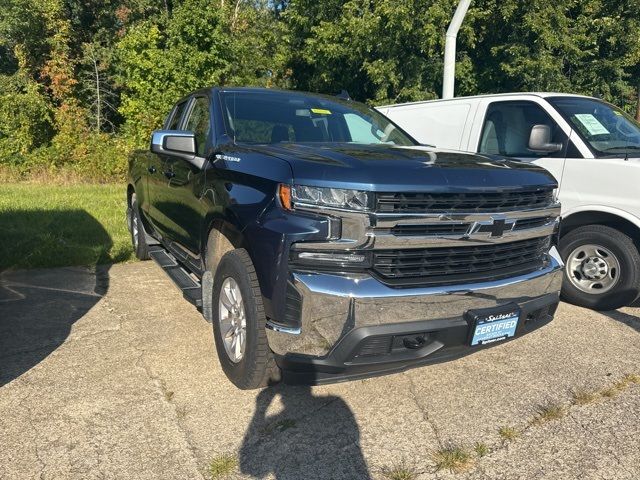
[0,74,52,161]
[1,0,640,181]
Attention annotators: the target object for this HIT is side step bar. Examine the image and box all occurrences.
[148,245,202,308]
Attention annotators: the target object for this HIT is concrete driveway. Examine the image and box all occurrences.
[1,262,639,480]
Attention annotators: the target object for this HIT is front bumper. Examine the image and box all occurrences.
[266,247,564,384]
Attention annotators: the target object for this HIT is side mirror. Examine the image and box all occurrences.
[150,130,205,169]
[528,124,562,153]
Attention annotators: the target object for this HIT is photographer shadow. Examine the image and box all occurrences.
[239,385,372,479]
[0,209,112,386]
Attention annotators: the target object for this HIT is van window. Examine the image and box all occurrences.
[479,101,567,158]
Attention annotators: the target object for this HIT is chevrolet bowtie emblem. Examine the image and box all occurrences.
[469,217,516,238]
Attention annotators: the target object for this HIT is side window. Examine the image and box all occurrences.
[184,97,211,156]
[167,101,188,130]
[479,101,567,158]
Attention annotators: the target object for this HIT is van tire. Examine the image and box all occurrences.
[559,225,640,310]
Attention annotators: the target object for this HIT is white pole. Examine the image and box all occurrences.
[442,0,471,99]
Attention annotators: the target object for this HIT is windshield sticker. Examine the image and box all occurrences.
[574,114,610,135]
[311,108,332,115]
[613,110,623,116]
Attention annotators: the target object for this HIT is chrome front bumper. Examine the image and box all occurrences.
[266,246,564,357]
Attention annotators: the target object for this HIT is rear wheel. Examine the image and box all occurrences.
[128,193,150,260]
[560,225,640,310]
[211,249,280,389]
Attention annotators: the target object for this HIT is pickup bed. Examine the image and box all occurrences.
[127,87,563,388]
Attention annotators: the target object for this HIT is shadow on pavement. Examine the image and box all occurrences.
[239,385,372,479]
[601,309,640,334]
[0,209,112,386]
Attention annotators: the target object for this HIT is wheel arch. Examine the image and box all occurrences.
[561,207,640,249]
[202,217,247,271]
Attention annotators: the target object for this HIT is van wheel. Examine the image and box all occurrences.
[560,225,640,310]
[211,249,280,389]
[128,193,150,260]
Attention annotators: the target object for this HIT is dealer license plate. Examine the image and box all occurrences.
[469,306,520,346]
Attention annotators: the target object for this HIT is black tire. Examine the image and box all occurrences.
[211,248,280,389]
[559,225,640,310]
[128,193,150,260]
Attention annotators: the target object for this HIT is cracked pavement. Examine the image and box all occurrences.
[1,262,639,479]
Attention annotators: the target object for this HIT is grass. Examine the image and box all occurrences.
[432,444,474,474]
[497,426,519,442]
[474,442,489,457]
[571,388,599,405]
[0,183,134,270]
[380,460,419,480]
[208,453,238,479]
[531,401,565,425]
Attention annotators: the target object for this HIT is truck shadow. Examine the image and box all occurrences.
[239,385,372,479]
[0,209,112,387]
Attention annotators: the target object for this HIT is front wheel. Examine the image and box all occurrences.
[211,249,280,389]
[559,225,640,310]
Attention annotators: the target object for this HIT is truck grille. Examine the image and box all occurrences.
[376,189,554,213]
[372,237,550,286]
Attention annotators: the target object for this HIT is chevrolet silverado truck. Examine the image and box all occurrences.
[380,93,640,310]
[127,87,563,389]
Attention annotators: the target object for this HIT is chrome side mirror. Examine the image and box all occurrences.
[150,130,205,169]
[528,124,562,153]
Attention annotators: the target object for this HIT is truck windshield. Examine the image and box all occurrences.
[220,90,416,146]
[548,96,640,157]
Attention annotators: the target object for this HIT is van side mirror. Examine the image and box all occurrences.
[528,125,562,153]
[150,130,205,169]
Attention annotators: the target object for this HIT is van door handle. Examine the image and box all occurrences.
[148,166,156,174]
[164,171,175,179]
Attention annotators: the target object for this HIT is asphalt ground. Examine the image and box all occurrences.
[1,262,639,480]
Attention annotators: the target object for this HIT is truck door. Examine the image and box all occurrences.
[147,99,190,237]
[475,100,580,187]
[159,95,211,257]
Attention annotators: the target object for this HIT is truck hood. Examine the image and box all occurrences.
[258,143,557,192]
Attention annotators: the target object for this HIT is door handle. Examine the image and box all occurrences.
[164,171,175,179]
[148,166,156,174]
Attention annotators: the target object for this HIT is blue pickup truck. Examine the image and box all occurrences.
[127,87,564,389]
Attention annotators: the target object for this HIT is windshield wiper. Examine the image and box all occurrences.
[602,145,640,152]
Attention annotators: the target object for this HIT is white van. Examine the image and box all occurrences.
[380,93,640,310]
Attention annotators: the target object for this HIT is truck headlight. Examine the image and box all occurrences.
[288,185,371,211]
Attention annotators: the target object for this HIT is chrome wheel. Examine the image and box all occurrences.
[566,244,620,294]
[218,277,246,363]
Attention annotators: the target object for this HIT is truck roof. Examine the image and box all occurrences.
[382,92,594,109]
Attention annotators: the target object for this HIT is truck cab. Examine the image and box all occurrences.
[380,93,640,310]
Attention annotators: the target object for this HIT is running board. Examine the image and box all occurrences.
[148,245,202,308]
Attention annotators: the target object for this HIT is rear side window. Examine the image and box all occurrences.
[479,101,567,158]
[184,97,211,156]
[167,101,188,130]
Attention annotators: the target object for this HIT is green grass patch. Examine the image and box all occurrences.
[380,459,419,480]
[497,425,519,442]
[531,401,565,425]
[0,183,134,270]
[208,453,237,479]
[474,442,489,457]
[432,444,474,473]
